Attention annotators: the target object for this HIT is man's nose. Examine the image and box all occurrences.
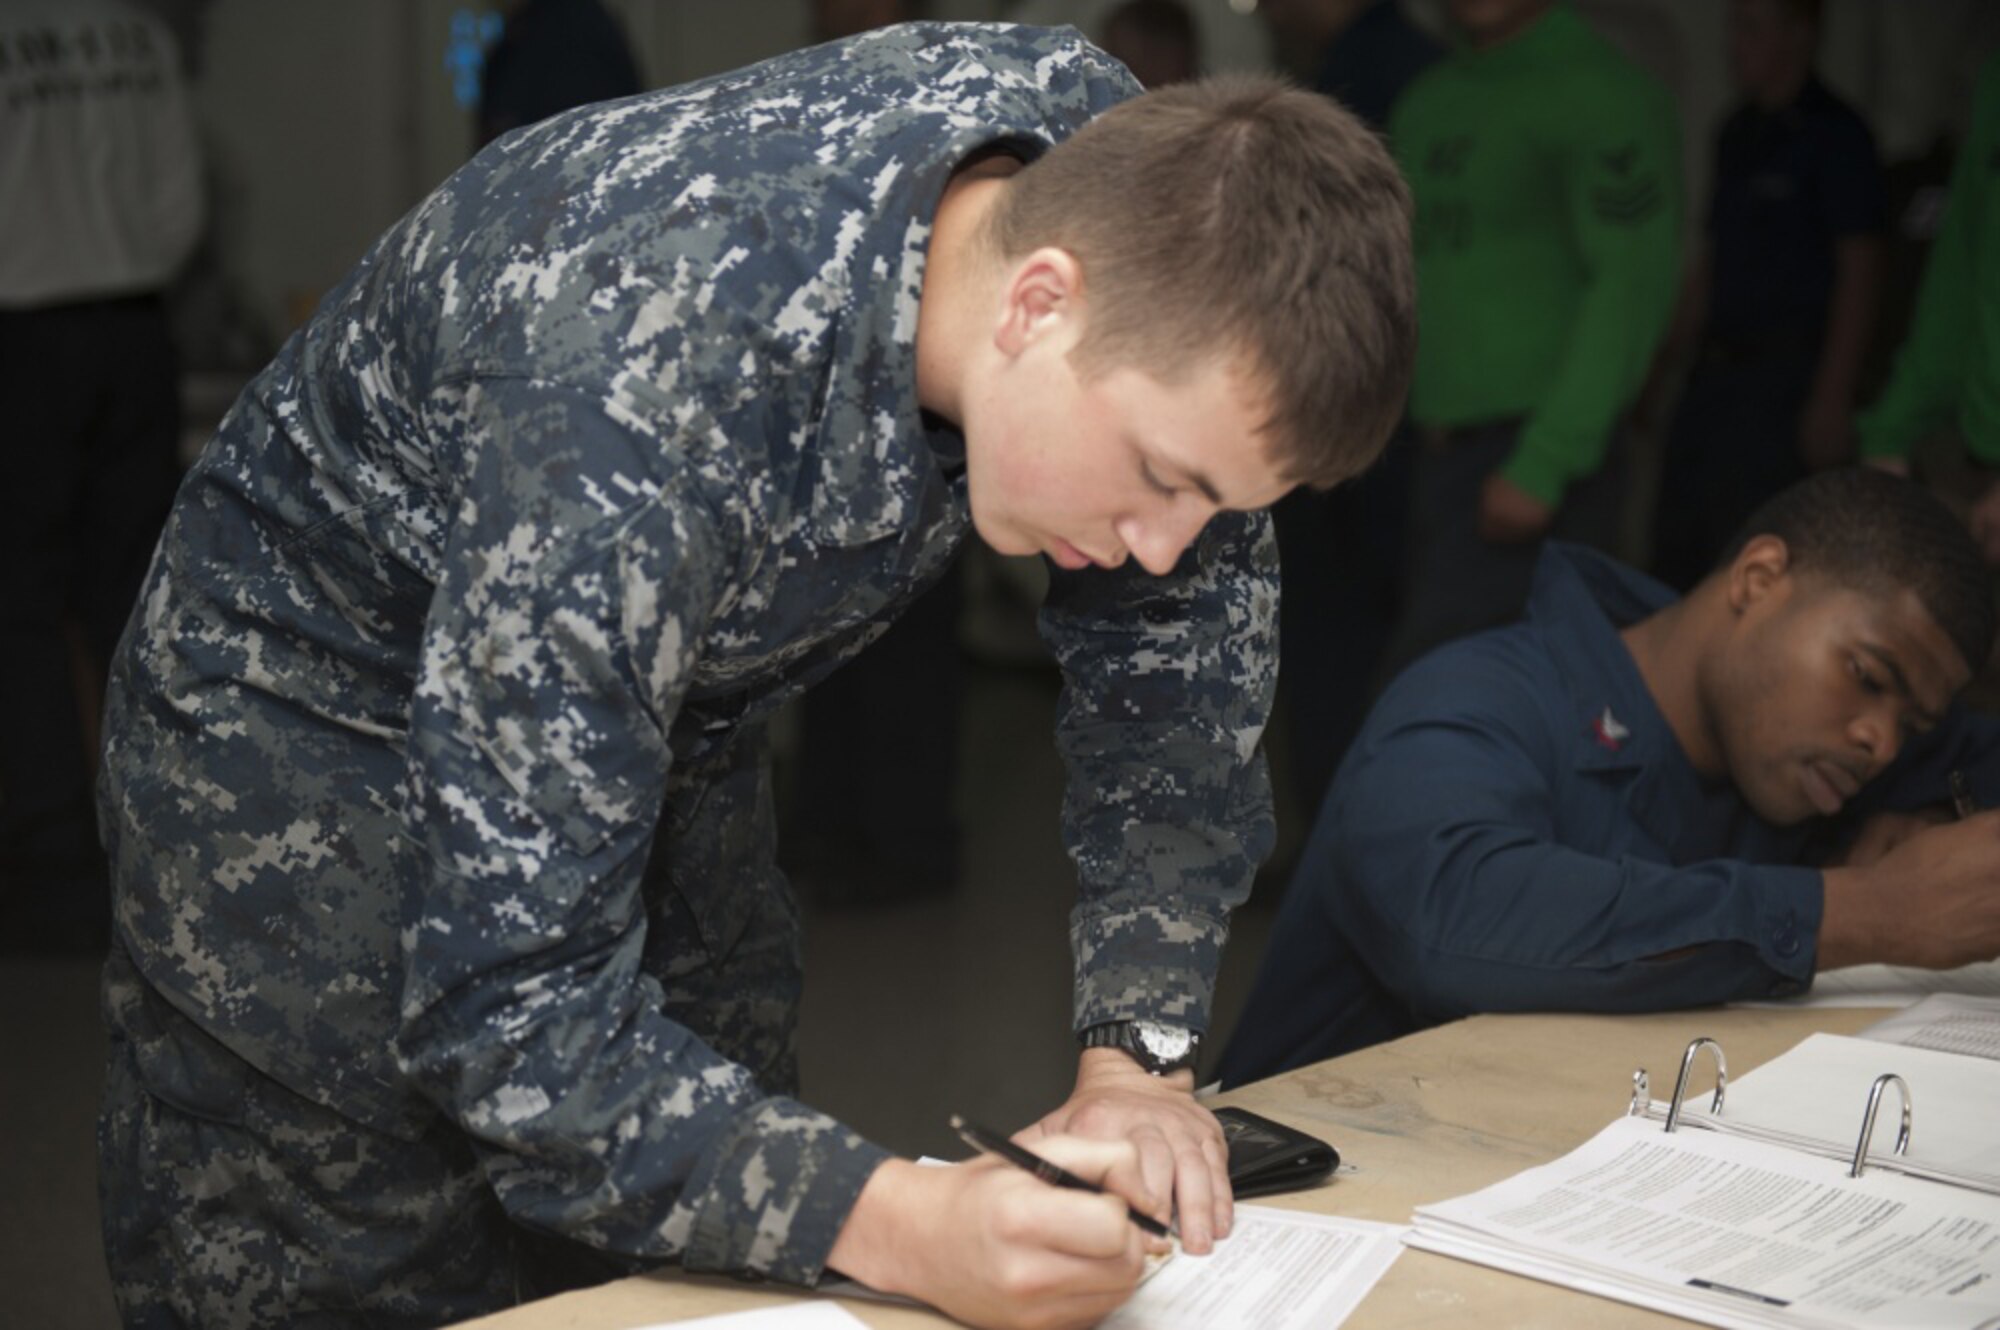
[1851,703,1902,772]
[1117,507,1210,576]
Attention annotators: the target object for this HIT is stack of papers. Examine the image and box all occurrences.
[1860,992,2000,1061]
[1408,1115,2000,1329]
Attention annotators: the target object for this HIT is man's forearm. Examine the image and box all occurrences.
[1816,866,1883,970]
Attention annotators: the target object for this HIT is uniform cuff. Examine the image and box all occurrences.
[678,1096,892,1286]
[1070,907,1230,1034]
[1754,864,1824,991]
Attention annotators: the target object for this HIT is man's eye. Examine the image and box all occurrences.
[1850,658,1883,694]
[1140,463,1175,497]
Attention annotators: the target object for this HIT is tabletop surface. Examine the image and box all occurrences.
[453,1004,1887,1329]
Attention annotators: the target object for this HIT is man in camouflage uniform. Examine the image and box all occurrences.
[97,22,1414,1329]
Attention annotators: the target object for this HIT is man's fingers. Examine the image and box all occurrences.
[1021,1132,1162,1226]
[1202,1129,1235,1237]
[1015,1130,1134,1183]
[1129,1126,1178,1232]
[989,1177,1144,1267]
[1169,1128,1217,1253]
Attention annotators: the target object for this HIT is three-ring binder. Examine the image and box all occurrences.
[1630,1036,1920,1181]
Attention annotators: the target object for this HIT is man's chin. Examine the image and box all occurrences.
[967,514,1033,559]
[1742,783,1815,829]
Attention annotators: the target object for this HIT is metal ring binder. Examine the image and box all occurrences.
[1847,1073,1913,1179]
[1662,1037,1727,1134]
[1631,1039,1939,1189]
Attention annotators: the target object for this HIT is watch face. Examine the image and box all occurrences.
[1134,1020,1194,1063]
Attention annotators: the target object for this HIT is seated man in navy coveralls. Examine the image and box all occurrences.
[95,23,1415,1330]
[1221,469,2000,1087]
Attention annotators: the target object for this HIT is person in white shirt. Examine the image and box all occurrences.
[0,0,203,954]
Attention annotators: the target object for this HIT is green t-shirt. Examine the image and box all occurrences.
[1390,3,1681,504]
[1858,54,2000,466]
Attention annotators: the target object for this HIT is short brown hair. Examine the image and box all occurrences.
[989,73,1416,489]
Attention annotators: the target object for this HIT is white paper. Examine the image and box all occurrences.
[1410,1116,2000,1330]
[1861,993,2000,1060]
[631,1303,871,1330]
[1100,1207,1403,1330]
[1737,958,2000,1009]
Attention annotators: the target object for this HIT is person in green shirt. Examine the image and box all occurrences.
[1381,0,1681,675]
[1859,53,2000,565]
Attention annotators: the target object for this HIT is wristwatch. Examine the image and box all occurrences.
[1080,1019,1201,1075]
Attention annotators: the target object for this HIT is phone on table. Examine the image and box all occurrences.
[1215,1105,1339,1198]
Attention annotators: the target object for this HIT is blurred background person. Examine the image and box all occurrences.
[1380,0,1681,678]
[475,0,642,149]
[1256,0,1438,837]
[1101,0,1199,90]
[1859,52,2000,565]
[1259,0,1439,127]
[1646,0,1885,591]
[0,0,202,955]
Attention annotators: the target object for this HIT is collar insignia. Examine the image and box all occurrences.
[1593,706,1630,750]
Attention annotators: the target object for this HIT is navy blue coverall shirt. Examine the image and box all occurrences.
[1219,543,2000,1087]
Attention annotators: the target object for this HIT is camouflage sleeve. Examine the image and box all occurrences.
[1038,509,1279,1036]
[396,375,887,1284]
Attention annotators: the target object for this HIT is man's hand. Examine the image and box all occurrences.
[827,1136,1162,1330]
[1477,471,1555,544]
[1820,810,2000,969]
[1970,479,2000,566]
[1023,1048,1231,1253]
[1830,807,1951,869]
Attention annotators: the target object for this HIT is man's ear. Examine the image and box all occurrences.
[993,246,1084,359]
[1725,534,1792,616]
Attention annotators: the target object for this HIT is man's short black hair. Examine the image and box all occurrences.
[1721,468,1995,674]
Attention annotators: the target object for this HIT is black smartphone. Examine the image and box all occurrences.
[1216,1105,1339,1198]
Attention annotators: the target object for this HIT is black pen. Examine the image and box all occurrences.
[949,1113,1173,1239]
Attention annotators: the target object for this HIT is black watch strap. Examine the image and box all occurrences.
[1080,1019,1200,1075]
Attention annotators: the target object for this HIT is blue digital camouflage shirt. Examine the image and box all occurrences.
[100,22,1278,1285]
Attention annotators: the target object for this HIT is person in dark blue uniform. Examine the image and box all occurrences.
[475,0,643,148]
[1256,0,1442,827]
[1648,0,1886,591]
[95,25,1418,1328]
[1220,469,2000,1087]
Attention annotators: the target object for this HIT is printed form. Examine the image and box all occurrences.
[1409,1116,2000,1330]
[1101,1207,1404,1330]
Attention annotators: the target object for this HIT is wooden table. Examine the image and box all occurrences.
[456,1004,1885,1329]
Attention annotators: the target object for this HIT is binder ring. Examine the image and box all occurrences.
[1848,1073,1913,1179]
[1662,1037,1727,1134]
[1628,1069,1650,1118]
